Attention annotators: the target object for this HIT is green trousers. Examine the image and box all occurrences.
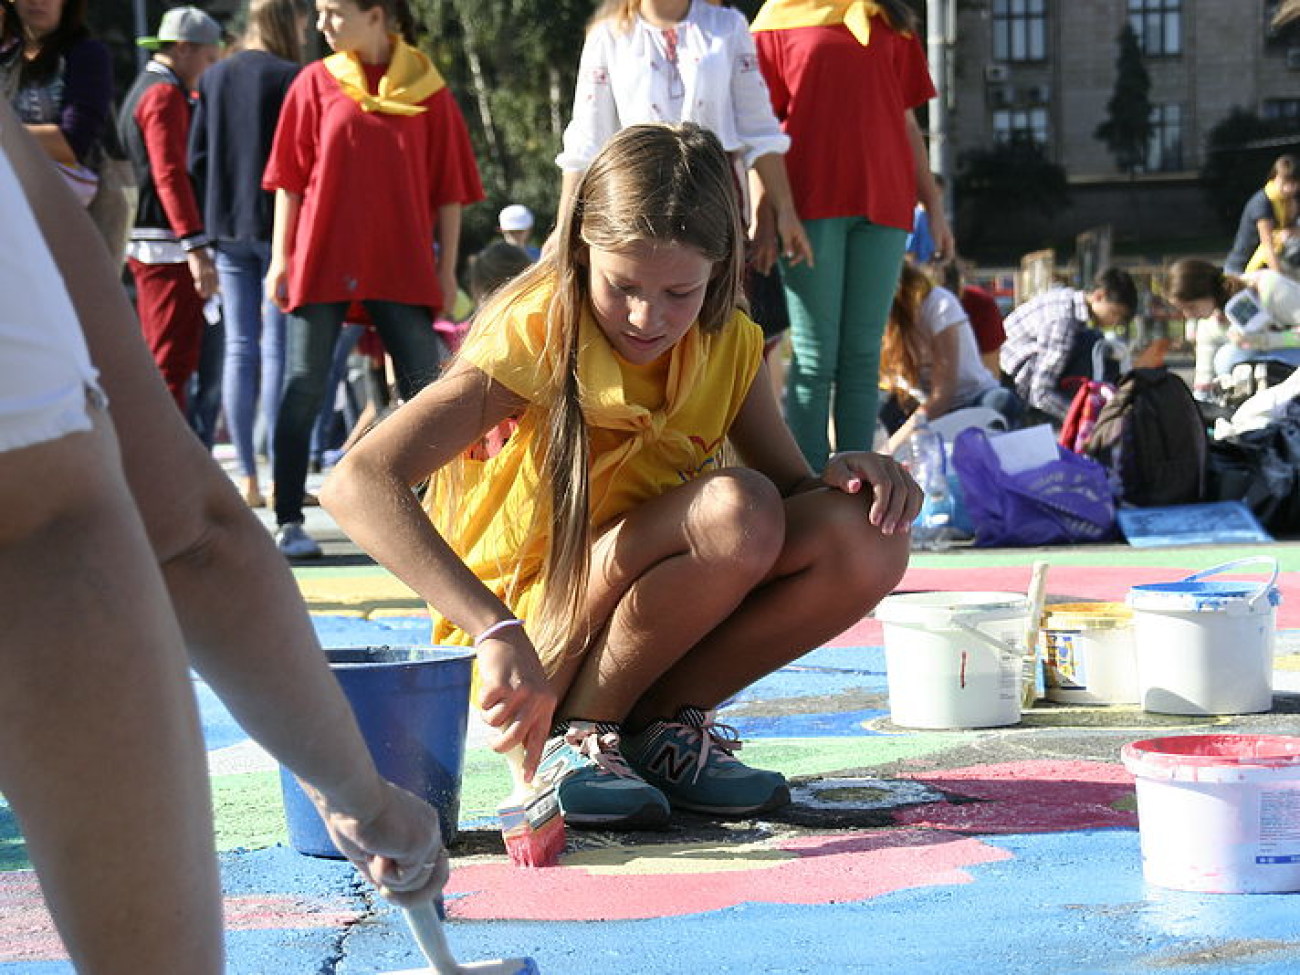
[782,217,907,469]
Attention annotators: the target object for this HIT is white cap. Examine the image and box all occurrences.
[498,204,535,232]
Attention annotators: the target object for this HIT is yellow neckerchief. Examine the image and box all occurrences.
[1247,180,1297,271]
[750,0,886,45]
[323,35,444,116]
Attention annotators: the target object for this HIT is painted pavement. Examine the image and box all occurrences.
[4,547,1300,972]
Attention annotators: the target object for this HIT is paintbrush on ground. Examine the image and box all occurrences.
[1022,560,1050,709]
[498,745,565,868]
[382,899,541,975]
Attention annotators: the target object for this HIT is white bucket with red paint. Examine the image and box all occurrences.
[1122,734,1300,893]
[1126,558,1280,716]
[875,591,1026,729]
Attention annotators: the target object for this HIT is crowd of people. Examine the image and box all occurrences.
[4,0,1298,970]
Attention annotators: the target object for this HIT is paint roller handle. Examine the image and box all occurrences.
[1022,561,1050,708]
[404,899,463,975]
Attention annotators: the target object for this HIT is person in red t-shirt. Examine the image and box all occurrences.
[940,258,1006,376]
[751,0,952,469]
[262,0,483,559]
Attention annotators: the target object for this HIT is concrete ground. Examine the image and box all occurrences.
[3,453,1300,974]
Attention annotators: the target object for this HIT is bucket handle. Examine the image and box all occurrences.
[1182,557,1279,609]
[951,618,1022,659]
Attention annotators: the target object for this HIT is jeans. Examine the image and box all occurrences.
[274,299,445,526]
[216,241,285,480]
[782,217,908,469]
[187,305,224,449]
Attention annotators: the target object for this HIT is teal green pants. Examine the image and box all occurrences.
[782,217,908,469]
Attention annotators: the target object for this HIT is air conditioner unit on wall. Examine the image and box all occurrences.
[985,63,1010,83]
[1287,47,1300,70]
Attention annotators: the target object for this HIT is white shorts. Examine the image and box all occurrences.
[0,128,105,454]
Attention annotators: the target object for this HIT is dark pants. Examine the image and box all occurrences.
[273,300,445,526]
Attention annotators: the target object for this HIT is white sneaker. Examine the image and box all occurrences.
[275,521,321,559]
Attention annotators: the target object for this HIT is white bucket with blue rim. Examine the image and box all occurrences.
[1127,558,1281,716]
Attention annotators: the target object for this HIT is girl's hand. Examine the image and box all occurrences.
[265,260,289,312]
[475,628,556,781]
[312,778,448,907]
[776,206,814,268]
[822,451,923,536]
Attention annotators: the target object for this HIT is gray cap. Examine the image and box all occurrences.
[137,6,222,49]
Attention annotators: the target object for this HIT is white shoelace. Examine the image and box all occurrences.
[564,724,638,779]
[685,709,743,784]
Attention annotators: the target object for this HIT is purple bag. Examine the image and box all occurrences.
[951,427,1117,547]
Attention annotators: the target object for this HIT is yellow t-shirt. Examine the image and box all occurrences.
[424,279,763,663]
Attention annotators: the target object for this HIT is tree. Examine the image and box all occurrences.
[411,0,591,258]
[1094,23,1152,175]
[1201,108,1300,233]
[954,136,1069,258]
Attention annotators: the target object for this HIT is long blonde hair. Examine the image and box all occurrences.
[880,263,934,400]
[446,122,745,665]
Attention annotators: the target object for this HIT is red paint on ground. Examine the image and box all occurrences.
[894,759,1137,833]
[0,872,358,963]
[829,564,1300,647]
[445,829,1011,921]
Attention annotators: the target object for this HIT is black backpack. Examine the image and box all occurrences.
[1082,367,1208,507]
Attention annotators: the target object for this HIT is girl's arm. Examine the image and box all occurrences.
[435,202,461,317]
[749,152,813,271]
[729,358,921,535]
[906,109,953,262]
[266,188,300,311]
[22,125,77,166]
[1256,216,1280,270]
[319,361,556,774]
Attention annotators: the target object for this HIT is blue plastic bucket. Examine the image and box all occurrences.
[279,645,474,858]
[1127,558,1281,716]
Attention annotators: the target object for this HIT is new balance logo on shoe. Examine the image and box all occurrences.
[646,741,696,783]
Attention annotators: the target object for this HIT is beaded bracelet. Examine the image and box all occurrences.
[473,618,524,647]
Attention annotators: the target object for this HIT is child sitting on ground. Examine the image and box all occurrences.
[321,123,921,829]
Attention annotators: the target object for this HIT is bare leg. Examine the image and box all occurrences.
[553,472,908,731]
[553,468,786,723]
[630,487,909,726]
[0,413,224,975]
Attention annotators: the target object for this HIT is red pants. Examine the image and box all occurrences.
[128,258,204,410]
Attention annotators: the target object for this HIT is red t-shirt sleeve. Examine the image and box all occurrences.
[898,30,937,110]
[263,70,319,195]
[754,31,790,121]
[136,84,203,239]
[424,88,485,209]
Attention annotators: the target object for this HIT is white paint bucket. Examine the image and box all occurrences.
[1126,558,1280,716]
[1041,602,1138,705]
[874,591,1027,729]
[1121,734,1300,893]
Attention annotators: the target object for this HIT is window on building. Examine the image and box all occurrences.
[1146,103,1184,172]
[992,0,1047,63]
[1263,99,1300,123]
[992,108,1049,147]
[1129,0,1182,56]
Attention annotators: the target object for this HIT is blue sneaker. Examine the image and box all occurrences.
[623,707,790,816]
[535,721,671,829]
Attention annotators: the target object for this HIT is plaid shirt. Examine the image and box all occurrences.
[999,288,1091,419]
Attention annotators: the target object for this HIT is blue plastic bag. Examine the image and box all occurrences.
[951,427,1117,547]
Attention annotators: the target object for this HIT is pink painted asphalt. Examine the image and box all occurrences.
[832,564,1300,646]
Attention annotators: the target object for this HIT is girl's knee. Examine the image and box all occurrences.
[688,468,784,568]
[803,492,910,604]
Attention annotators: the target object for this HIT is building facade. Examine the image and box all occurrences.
[942,0,1300,250]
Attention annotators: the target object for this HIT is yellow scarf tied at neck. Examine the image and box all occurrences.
[1247,179,1298,272]
[323,36,445,116]
[750,0,885,45]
